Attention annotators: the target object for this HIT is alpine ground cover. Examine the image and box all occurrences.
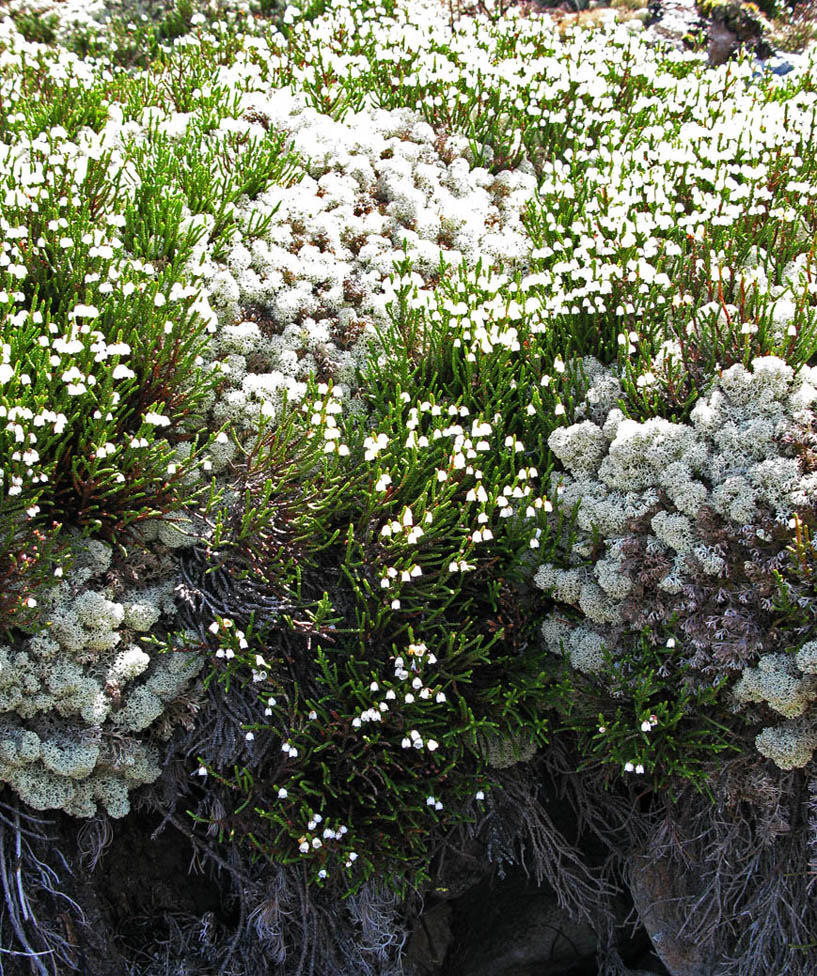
[1,0,817,971]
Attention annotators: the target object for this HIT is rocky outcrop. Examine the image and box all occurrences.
[701,0,774,61]
[637,0,774,62]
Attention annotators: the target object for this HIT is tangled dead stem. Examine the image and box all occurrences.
[0,726,815,973]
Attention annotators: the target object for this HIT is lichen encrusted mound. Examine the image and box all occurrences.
[0,535,204,816]
[535,354,817,769]
[171,88,539,435]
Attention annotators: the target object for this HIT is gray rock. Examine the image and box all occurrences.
[404,902,455,976]
[629,854,717,976]
[708,18,740,64]
[752,44,817,82]
[455,889,598,976]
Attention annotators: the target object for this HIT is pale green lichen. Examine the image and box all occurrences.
[0,537,204,817]
[479,730,538,768]
[795,641,817,674]
[122,596,162,632]
[754,720,817,770]
[535,357,817,766]
[733,653,817,719]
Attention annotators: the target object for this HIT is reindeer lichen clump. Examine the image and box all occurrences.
[536,355,817,772]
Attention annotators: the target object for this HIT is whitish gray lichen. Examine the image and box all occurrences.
[0,536,204,817]
[534,356,817,768]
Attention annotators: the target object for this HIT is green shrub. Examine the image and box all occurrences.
[10,9,59,45]
[172,245,584,893]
